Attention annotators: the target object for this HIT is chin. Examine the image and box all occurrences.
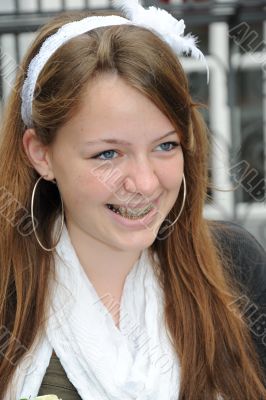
[120,232,157,251]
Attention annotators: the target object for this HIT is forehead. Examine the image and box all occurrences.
[54,72,177,147]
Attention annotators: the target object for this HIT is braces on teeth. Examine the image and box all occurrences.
[107,203,154,219]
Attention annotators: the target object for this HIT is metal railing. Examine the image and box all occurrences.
[0,1,265,34]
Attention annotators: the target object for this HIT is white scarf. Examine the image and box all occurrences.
[7,224,180,400]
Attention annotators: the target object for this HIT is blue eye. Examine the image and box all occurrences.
[157,141,179,151]
[91,141,179,161]
[93,150,118,160]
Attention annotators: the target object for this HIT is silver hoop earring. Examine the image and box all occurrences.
[166,173,187,229]
[31,175,64,252]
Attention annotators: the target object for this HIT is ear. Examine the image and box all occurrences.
[22,129,54,180]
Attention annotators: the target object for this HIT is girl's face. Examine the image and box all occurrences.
[47,73,184,252]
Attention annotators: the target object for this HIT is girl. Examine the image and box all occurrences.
[0,2,266,399]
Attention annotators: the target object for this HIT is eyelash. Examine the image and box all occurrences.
[91,141,180,161]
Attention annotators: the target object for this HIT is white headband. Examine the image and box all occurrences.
[21,0,208,128]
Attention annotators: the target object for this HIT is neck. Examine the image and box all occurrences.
[66,220,142,304]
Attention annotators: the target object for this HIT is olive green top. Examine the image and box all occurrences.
[38,352,82,400]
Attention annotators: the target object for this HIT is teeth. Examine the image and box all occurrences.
[107,203,153,219]
[120,205,152,215]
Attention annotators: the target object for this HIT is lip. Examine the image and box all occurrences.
[105,200,159,229]
[105,195,161,230]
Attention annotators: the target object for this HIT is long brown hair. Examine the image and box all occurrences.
[0,11,265,399]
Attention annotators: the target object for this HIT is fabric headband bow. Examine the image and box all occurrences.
[21,0,209,128]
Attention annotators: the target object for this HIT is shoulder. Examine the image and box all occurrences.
[208,219,265,257]
[208,220,266,304]
[209,220,266,374]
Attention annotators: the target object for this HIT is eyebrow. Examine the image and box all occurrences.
[83,130,178,146]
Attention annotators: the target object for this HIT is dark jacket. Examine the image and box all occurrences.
[210,221,266,379]
[38,221,266,399]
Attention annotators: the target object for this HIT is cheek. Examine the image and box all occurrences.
[50,155,107,208]
[72,170,114,205]
[164,174,183,193]
[159,157,184,190]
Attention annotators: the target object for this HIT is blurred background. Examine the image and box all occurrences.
[0,0,265,245]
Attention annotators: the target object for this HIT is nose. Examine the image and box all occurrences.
[122,156,160,198]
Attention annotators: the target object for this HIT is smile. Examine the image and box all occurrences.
[106,203,154,219]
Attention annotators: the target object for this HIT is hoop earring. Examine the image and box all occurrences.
[31,175,64,252]
[166,173,187,229]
